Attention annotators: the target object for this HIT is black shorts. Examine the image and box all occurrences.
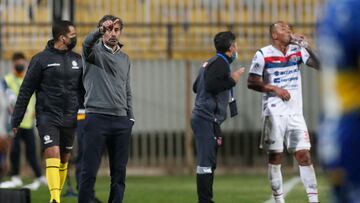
[37,124,76,153]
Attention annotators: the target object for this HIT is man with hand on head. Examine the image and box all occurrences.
[78,15,134,203]
[11,20,83,203]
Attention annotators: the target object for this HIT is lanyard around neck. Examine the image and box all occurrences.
[216,53,234,100]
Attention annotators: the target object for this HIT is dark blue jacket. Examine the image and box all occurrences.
[192,54,236,124]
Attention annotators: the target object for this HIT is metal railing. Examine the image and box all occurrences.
[0,22,317,61]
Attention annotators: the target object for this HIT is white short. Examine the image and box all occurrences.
[260,115,311,153]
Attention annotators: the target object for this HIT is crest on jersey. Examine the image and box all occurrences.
[289,55,300,63]
[72,60,79,69]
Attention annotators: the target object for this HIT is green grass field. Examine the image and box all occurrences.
[28,173,330,203]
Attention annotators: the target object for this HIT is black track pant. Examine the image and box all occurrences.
[10,128,42,177]
[191,115,219,203]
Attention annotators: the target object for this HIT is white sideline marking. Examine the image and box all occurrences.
[263,176,301,203]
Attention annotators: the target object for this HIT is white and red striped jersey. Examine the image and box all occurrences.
[249,44,310,116]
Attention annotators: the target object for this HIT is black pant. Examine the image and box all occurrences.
[75,119,85,189]
[10,128,42,177]
[75,119,97,200]
[78,114,132,203]
[191,115,219,203]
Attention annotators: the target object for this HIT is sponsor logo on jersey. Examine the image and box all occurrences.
[265,139,275,145]
[47,63,60,67]
[274,77,298,83]
[274,69,298,76]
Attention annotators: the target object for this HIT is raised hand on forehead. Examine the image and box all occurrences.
[102,19,120,31]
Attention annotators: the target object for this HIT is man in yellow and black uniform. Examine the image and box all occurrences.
[0,52,46,190]
[11,21,84,203]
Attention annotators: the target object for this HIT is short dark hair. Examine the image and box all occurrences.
[213,31,236,53]
[269,21,291,38]
[98,15,123,30]
[269,22,277,37]
[52,20,75,40]
[12,52,26,61]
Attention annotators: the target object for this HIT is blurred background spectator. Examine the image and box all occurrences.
[0,52,46,190]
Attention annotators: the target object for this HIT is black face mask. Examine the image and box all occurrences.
[67,37,77,50]
[15,64,25,72]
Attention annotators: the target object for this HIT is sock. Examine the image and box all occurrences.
[299,165,319,202]
[59,162,68,195]
[46,158,61,203]
[268,164,284,203]
[196,173,215,203]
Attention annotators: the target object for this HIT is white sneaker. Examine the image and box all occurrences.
[0,176,23,188]
[38,176,47,186]
[23,180,40,191]
[23,175,48,191]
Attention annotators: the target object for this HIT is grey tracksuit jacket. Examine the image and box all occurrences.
[192,54,236,125]
[82,29,134,119]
